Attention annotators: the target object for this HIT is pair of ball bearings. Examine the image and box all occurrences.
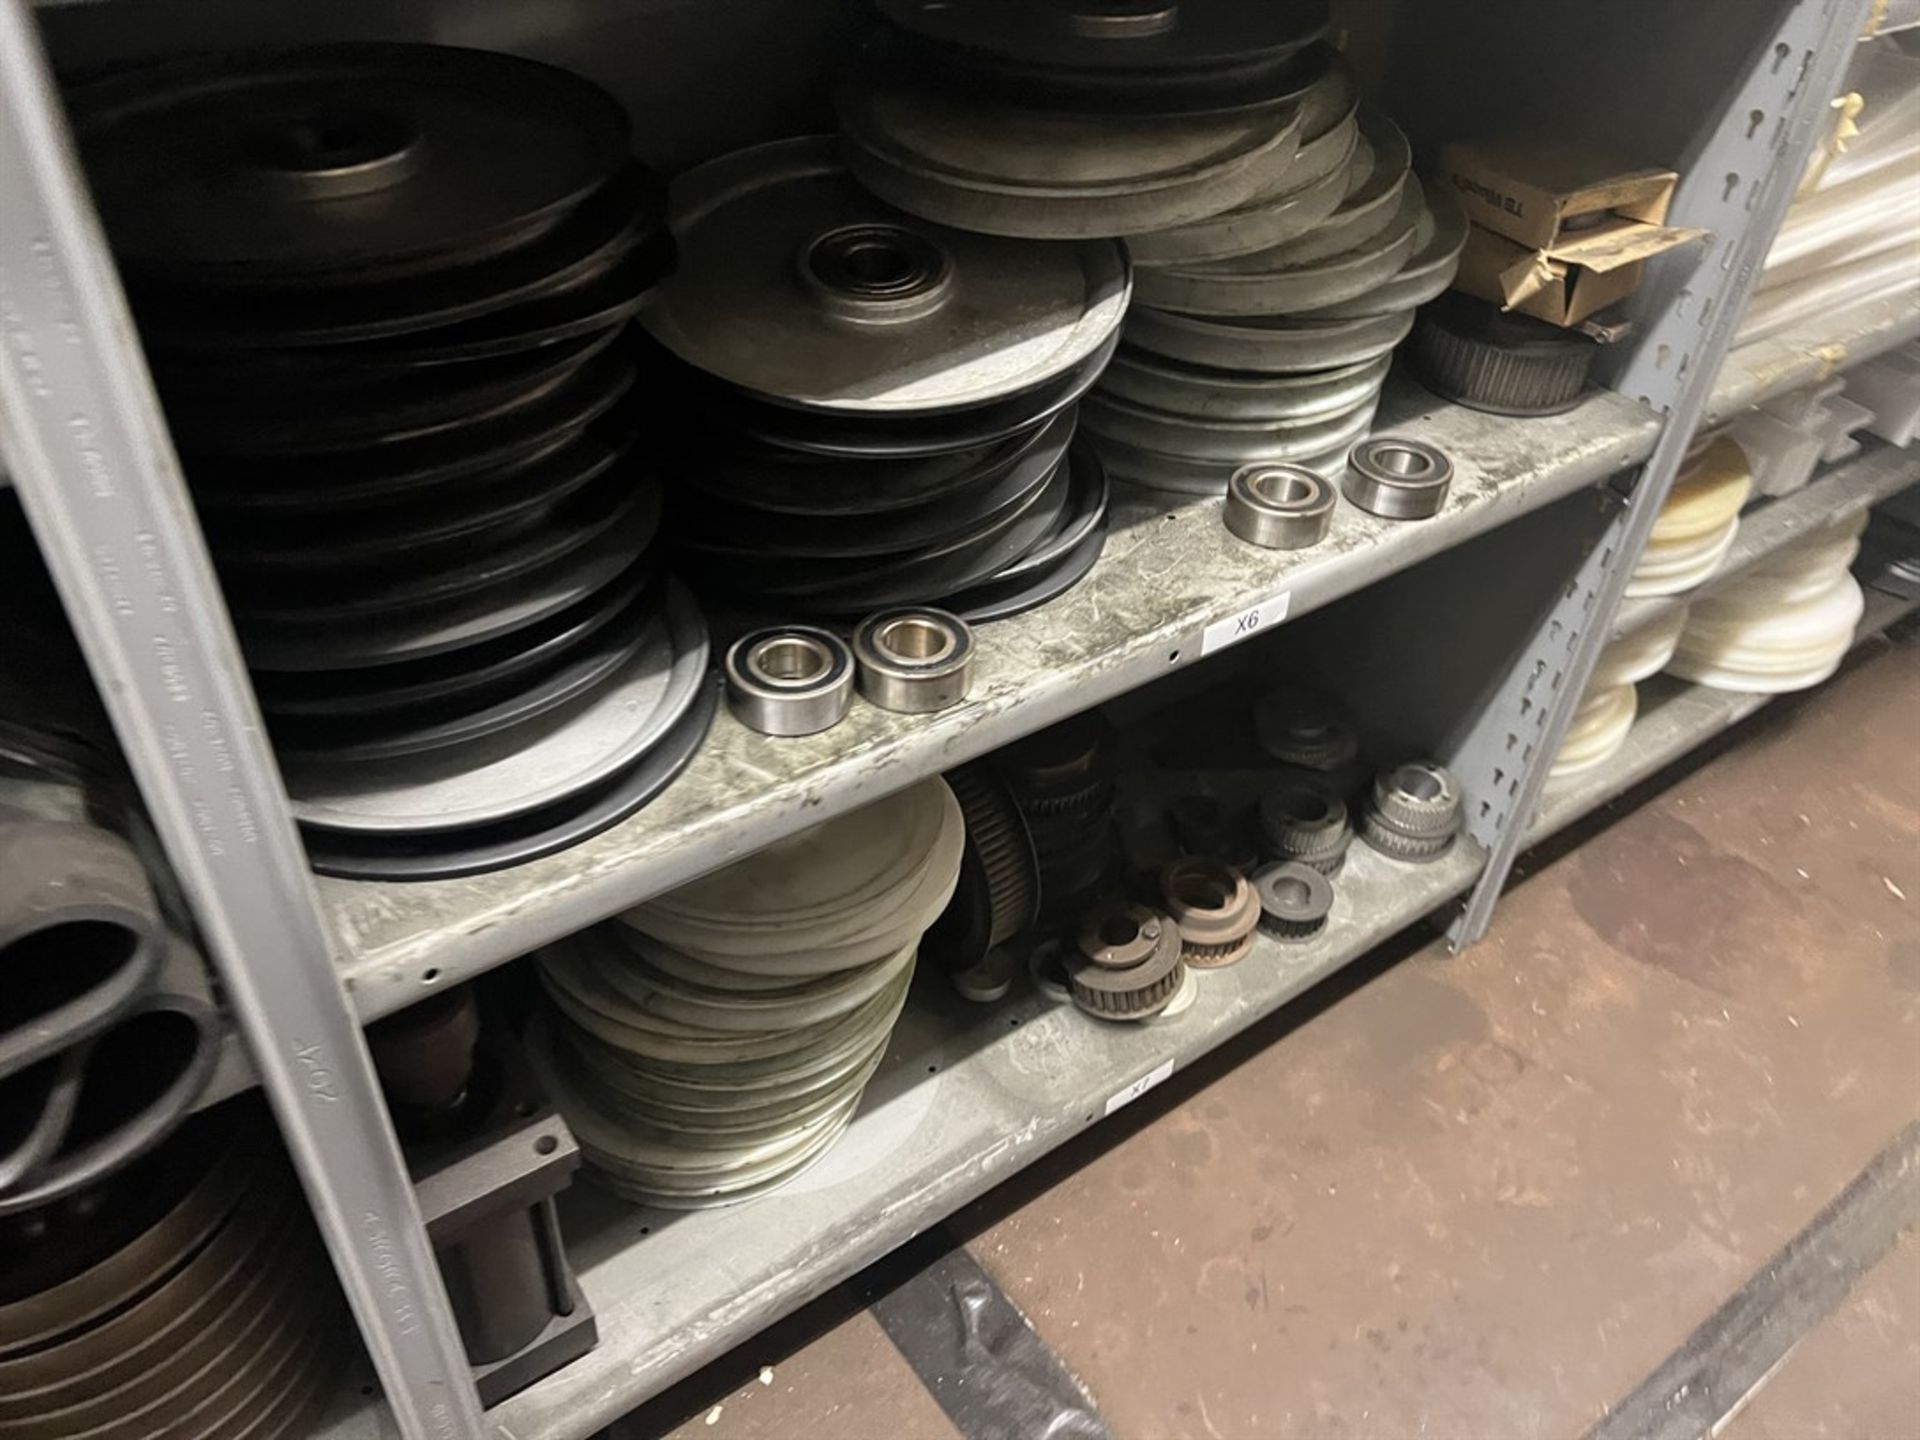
[723,608,975,737]
[1222,436,1454,550]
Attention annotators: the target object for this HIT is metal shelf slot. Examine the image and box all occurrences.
[1443,0,1880,948]
[0,5,483,1435]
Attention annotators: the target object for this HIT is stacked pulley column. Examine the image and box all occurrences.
[69,44,708,879]
[639,138,1128,622]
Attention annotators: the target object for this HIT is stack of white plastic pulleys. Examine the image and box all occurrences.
[530,778,964,1207]
[1625,435,1753,597]
[1667,513,1867,694]
[1551,682,1638,779]
[1553,607,1695,779]
[1592,604,1691,689]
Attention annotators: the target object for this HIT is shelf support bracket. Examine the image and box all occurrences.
[1444,0,1878,949]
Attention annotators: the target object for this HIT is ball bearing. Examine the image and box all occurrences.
[853,607,975,713]
[1224,463,1337,550]
[723,626,855,737]
[1342,436,1453,520]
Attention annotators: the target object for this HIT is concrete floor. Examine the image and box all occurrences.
[630,632,1920,1440]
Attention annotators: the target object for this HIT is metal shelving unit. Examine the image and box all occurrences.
[329,380,1657,1022]
[324,839,1489,1440]
[2,0,1911,1435]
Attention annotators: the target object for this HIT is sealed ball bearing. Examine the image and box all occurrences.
[1342,436,1453,520]
[1068,901,1185,1020]
[1224,463,1337,549]
[1157,857,1261,969]
[1252,860,1334,939]
[853,607,975,713]
[724,626,855,737]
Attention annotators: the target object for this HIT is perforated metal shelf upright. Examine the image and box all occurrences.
[0,4,485,1435]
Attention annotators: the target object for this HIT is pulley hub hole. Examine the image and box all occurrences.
[1173,875,1231,909]
[248,109,420,197]
[1065,0,1179,38]
[1395,766,1444,801]
[1272,876,1312,907]
[804,224,951,317]
[1281,791,1330,822]
[1099,914,1142,947]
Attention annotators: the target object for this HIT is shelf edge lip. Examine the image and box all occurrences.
[1706,291,1920,428]
[326,395,1657,1024]
[458,847,1486,1440]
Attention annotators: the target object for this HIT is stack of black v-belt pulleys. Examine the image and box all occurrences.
[837,1,1467,496]
[68,43,713,880]
[636,137,1130,621]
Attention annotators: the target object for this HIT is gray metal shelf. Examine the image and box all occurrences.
[1612,440,1920,639]
[1706,290,1920,428]
[1536,586,1919,844]
[325,380,1657,1023]
[325,837,1487,1440]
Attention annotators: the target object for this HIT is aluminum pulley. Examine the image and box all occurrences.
[836,33,1319,240]
[640,138,1125,618]
[73,43,709,879]
[531,780,965,1207]
[1123,305,1417,375]
[875,0,1332,75]
[70,44,634,285]
[1131,175,1423,315]
[0,1103,347,1440]
[643,138,1127,412]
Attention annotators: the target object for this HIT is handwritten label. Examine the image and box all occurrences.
[1104,1057,1175,1116]
[1200,591,1291,657]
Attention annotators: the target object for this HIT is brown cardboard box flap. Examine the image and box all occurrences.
[1544,217,1708,272]
[1440,141,1681,248]
[1456,222,1653,327]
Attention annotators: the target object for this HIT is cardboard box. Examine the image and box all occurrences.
[1439,142,1707,326]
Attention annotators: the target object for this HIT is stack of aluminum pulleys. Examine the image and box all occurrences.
[833,2,1464,495]
[1106,107,1467,493]
[0,1101,347,1440]
[529,779,964,1207]
[638,138,1128,622]
[68,45,713,880]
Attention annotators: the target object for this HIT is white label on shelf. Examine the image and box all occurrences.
[1200,591,1291,656]
[1104,1057,1175,1116]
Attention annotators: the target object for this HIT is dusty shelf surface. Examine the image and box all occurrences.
[1708,290,1920,426]
[323,380,1655,1022]
[1612,440,1920,639]
[321,837,1485,1440]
